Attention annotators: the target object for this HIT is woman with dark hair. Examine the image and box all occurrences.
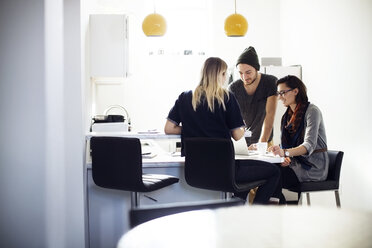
[164,57,280,205]
[270,75,329,203]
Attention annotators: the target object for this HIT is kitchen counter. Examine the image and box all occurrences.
[85,132,182,169]
[86,131,180,140]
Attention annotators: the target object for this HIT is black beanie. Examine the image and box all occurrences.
[236,46,260,71]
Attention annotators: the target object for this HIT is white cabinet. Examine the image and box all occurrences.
[90,14,129,77]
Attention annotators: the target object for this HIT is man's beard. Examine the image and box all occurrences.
[244,73,258,86]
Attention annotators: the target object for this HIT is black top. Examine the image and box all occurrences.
[167,90,245,155]
[228,74,277,145]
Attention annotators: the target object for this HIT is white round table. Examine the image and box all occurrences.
[118,205,372,248]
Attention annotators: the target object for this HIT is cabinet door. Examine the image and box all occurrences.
[90,14,128,77]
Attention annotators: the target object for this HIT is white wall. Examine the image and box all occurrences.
[85,0,281,132]
[210,0,281,66]
[62,0,86,246]
[0,0,85,247]
[281,0,372,210]
[0,1,46,246]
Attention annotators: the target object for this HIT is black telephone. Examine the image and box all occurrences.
[92,114,125,123]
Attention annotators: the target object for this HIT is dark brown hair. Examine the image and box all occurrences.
[277,75,308,104]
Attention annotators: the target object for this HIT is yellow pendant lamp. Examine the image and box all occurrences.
[142,1,167,37]
[224,0,248,37]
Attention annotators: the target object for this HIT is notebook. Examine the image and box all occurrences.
[232,138,284,163]
[232,138,250,156]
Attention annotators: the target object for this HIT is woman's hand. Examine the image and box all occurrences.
[281,157,291,167]
[248,143,256,150]
[271,145,285,157]
[269,145,291,166]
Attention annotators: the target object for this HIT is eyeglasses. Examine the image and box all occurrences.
[277,89,293,96]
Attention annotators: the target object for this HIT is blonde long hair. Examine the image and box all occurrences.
[192,57,229,112]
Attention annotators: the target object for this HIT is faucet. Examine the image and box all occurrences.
[104,105,132,131]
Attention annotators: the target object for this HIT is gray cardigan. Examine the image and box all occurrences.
[289,103,329,182]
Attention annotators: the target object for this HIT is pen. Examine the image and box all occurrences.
[143,195,158,202]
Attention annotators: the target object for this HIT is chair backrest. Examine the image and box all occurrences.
[90,136,144,191]
[326,150,344,184]
[184,137,236,192]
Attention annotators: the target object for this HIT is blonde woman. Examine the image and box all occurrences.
[164,57,280,205]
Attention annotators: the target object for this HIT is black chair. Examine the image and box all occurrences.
[129,198,245,228]
[90,136,179,208]
[184,137,266,200]
[285,150,344,207]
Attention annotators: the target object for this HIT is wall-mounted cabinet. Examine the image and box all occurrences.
[90,14,129,77]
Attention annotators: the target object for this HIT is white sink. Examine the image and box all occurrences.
[91,122,129,132]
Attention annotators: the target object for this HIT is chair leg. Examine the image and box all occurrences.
[221,192,228,199]
[297,192,303,205]
[306,193,311,206]
[335,190,341,208]
[131,192,139,208]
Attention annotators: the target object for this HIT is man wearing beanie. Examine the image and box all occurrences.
[228,46,277,147]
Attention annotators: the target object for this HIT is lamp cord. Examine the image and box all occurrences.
[235,0,237,14]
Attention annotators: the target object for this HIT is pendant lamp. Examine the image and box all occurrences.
[142,1,167,37]
[224,0,248,37]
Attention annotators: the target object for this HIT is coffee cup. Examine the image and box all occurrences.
[256,142,268,155]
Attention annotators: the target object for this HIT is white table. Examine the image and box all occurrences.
[86,131,181,140]
[142,153,284,166]
[85,132,283,168]
[86,152,283,168]
[118,206,372,248]
[235,152,284,163]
